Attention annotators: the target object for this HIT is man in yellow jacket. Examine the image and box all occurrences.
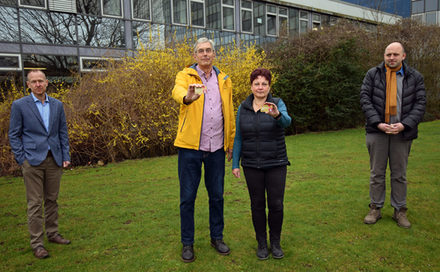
[172,37,235,262]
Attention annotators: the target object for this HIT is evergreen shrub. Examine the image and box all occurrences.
[268,19,440,134]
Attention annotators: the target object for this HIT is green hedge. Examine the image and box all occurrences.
[268,20,440,134]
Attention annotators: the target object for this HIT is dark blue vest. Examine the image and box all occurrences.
[239,94,289,169]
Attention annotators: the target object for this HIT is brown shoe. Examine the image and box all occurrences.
[393,207,411,228]
[33,246,49,259]
[49,234,71,245]
[364,204,382,224]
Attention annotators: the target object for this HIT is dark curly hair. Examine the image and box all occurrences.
[250,68,271,85]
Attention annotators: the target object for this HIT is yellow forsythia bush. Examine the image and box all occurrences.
[63,37,270,166]
[0,83,31,176]
[0,37,270,174]
[216,42,274,108]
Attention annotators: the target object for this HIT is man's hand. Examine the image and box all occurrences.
[377,123,392,133]
[388,122,404,134]
[377,122,404,134]
[183,84,204,104]
[63,161,71,168]
[232,168,241,178]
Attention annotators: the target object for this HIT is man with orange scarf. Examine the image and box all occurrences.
[360,42,426,228]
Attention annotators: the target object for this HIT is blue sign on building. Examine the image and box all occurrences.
[340,0,410,17]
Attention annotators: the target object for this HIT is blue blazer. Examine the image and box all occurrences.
[8,94,70,167]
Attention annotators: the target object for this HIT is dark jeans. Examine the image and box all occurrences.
[178,148,225,245]
[243,166,286,243]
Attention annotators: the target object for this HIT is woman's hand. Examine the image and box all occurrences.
[232,168,241,178]
[263,102,280,118]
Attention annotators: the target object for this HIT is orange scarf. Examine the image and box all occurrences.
[385,63,402,123]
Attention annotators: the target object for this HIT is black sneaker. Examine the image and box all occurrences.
[210,239,230,255]
[182,245,195,263]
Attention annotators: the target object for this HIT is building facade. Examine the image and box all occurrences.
[0,0,400,90]
[411,0,440,25]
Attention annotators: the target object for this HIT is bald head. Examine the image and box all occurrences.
[384,42,406,68]
[385,42,405,55]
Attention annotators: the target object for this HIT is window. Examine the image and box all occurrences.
[279,7,288,37]
[299,10,308,33]
[288,8,299,36]
[77,0,100,15]
[77,0,122,17]
[80,57,122,72]
[411,13,424,23]
[190,0,205,27]
[152,0,171,24]
[0,6,19,42]
[241,0,253,33]
[20,9,77,45]
[172,0,188,25]
[267,5,289,37]
[222,0,234,31]
[411,0,424,14]
[425,0,438,12]
[48,0,77,13]
[312,13,321,31]
[132,22,165,49]
[0,54,21,71]
[206,0,221,29]
[253,1,264,35]
[19,0,46,9]
[0,0,17,6]
[78,16,125,47]
[266,4,277,36]
[101,0,123,17]
[329,16,338,26]
[425,11,437,25]
[23,54,77,76]
[132,0,151,21]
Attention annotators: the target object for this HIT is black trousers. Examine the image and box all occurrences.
[243,165,287,243]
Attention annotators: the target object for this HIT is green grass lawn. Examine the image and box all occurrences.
[1,120,439,272]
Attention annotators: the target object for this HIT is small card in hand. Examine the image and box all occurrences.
[195,86,205,95]
[261,104,272,113]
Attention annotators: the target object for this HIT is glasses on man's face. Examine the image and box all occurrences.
[197,48,213,54]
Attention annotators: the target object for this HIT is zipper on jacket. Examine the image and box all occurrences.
[199,96,205,148]
[255,110,261,168]
[195,74,205,148]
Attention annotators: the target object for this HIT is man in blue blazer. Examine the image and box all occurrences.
[9,70,71,259]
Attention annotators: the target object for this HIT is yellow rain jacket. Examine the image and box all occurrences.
[172,64,235,151]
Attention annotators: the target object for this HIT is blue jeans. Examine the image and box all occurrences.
[178,148,225,245]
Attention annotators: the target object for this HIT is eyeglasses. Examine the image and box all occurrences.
[196,48,213,54]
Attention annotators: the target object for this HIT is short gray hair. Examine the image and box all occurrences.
[27,69,47,81]
[193,37,215,53]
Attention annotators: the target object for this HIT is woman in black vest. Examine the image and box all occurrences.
[232,68,291,260]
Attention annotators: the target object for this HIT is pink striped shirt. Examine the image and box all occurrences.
[196,65,224,152]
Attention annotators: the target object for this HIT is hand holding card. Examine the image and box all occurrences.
[260,103,273,113]
[195,85,206,95]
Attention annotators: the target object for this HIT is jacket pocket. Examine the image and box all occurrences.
[180,111,188,133]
